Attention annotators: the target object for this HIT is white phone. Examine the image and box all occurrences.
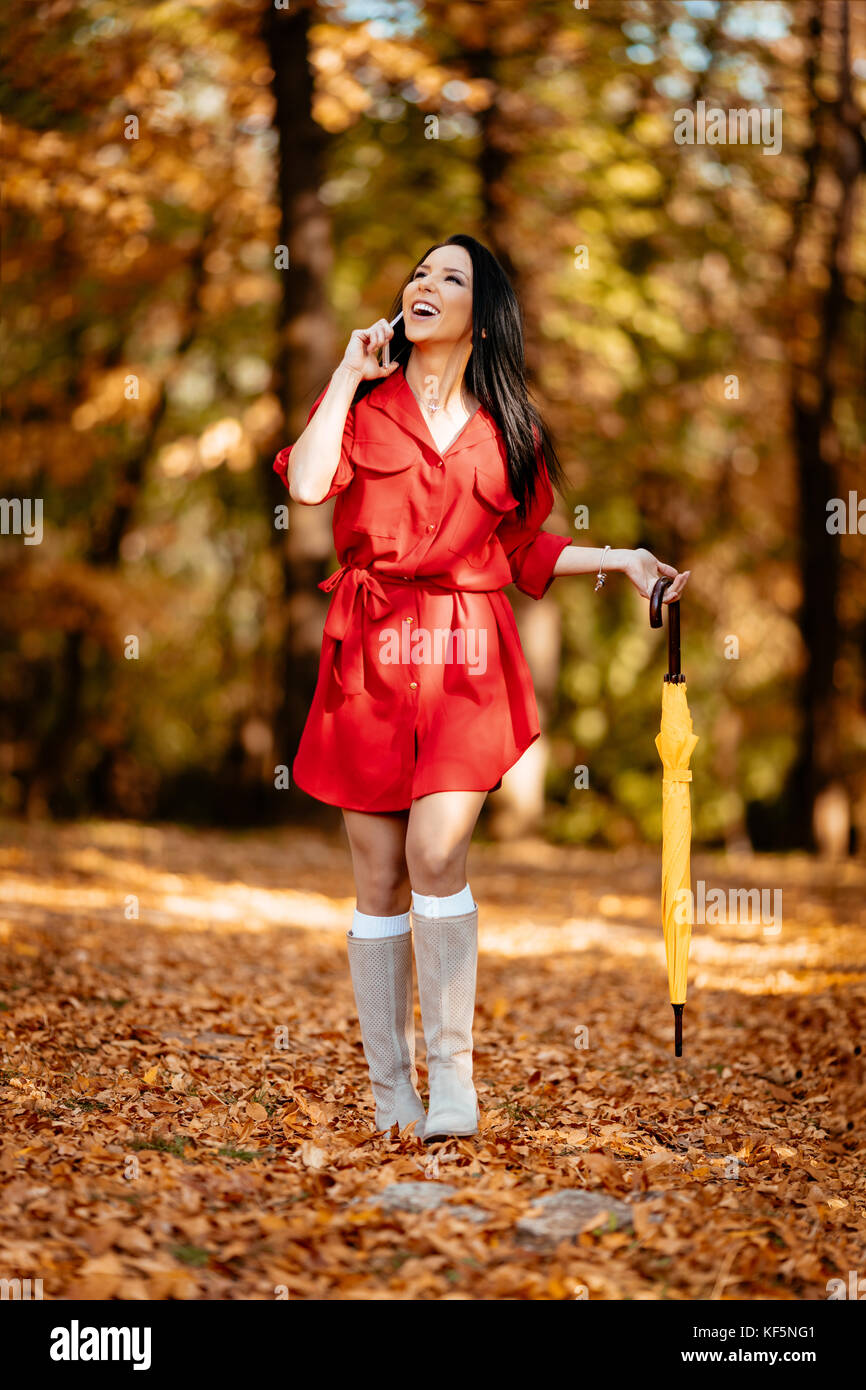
[381,310,403,369]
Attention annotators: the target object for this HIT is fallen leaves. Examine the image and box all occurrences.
[0,822,864,1300]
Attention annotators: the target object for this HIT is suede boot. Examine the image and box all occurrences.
[411,908,480,1141]
[346,930,426,1133]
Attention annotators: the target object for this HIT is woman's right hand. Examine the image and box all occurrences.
[341,319,400,381]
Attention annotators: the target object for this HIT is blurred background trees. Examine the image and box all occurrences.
[2,0,864,852]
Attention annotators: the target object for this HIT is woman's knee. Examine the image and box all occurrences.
[353,861,411,917]
[342,810,410,916]
[405,837,466,895]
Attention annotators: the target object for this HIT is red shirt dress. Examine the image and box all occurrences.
[273,364,572,813]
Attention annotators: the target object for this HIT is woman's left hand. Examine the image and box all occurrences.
[622,548,691,602]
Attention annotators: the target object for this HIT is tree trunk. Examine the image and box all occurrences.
[465,43,563,840]
[778,0,861,854]
[263,0,340,818]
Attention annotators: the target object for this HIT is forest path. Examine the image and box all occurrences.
[1,819,864,1300]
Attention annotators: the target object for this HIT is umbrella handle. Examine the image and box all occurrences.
[649,577,683,683]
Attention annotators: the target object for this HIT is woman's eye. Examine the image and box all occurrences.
[411,271,463,284]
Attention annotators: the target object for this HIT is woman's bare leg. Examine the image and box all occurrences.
[404,790,487,896]
[341,808,411,916]
[340,807,424,1132]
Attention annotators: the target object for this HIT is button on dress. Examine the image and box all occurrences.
[273,364,572,813]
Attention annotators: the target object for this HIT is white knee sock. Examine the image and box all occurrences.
[411,883,475,919]
[350,908,410,939]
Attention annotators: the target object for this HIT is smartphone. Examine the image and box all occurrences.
[381,310,403,369]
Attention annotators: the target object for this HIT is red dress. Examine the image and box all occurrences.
[273,365,572,813]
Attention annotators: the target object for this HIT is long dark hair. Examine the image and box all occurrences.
[350,234,564,520]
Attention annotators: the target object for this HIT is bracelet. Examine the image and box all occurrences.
[594,545,611,591]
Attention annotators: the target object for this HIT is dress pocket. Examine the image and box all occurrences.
[448,462,517,567]
[337,441,417,539]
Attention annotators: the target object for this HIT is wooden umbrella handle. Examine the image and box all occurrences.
[649,577,683,683]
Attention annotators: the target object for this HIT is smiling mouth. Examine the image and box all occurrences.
[411,301,440,318]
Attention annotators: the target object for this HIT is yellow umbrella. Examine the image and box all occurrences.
[650,580,699,1055]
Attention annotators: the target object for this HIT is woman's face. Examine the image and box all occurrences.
[402,244,474,346]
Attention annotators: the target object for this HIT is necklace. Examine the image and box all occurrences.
[408,378,472,417]
[408,380,441,413]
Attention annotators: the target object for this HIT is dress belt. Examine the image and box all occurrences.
[318,563,500,696]
[318,564,398,696]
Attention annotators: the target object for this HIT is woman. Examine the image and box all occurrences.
[273,234,690,1144]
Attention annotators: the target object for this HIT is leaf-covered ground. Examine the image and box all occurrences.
[1,819,864,1301]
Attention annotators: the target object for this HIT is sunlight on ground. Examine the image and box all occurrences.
[1,820,864,1302]
[3,842,864,997]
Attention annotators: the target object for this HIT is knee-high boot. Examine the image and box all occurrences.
[346,930,426,1133]
[411,908,480,1141]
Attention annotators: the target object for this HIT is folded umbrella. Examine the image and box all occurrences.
[650,579,699,1056]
